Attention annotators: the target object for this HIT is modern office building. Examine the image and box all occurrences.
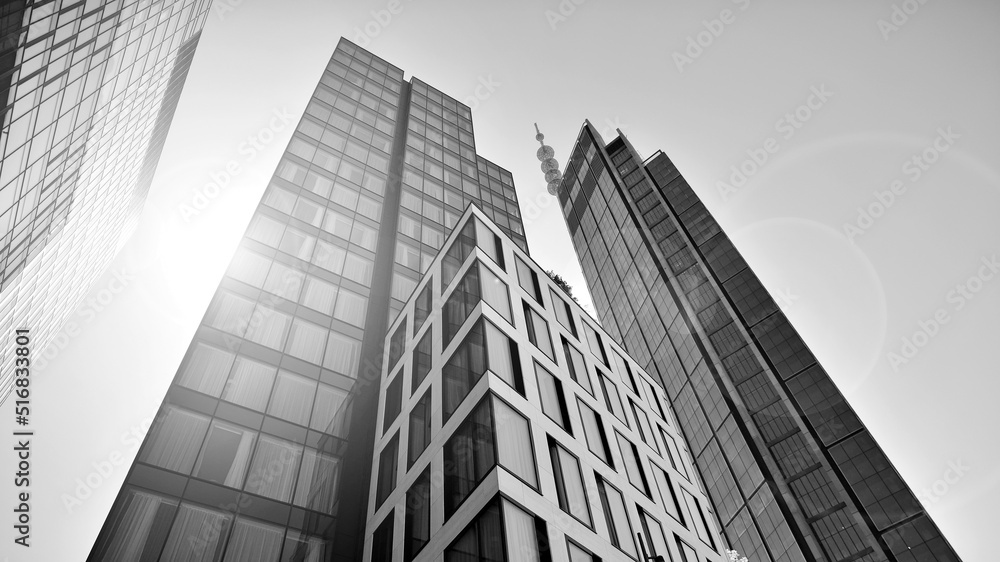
[364,204,729,562]
[87,38,528,562]
[0,0,211,403]
[553,121,962,562]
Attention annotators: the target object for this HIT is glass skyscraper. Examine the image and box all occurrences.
[0,0,211,402]
[87,38,527,562]
[364,204,728,562]
[555,121,962,562]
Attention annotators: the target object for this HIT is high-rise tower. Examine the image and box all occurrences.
[554,121,962,562]
[362,204,730,562]
[0,0,211,402]
[87,38,527,562]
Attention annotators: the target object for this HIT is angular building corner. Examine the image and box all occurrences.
[553,120,963,562]
[86,38,529,562]
[364,203,731,562]
[0,0,212,403]
[80,30,963,562]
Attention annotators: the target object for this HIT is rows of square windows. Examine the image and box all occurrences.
[312,74,399,131]
[203,288,362,378]
[397,148,520,255]
[92,41,508,562]
[91,486,333,562]
[408,91,474,150]
[246,210,375,287]
[614,140,891,562]
[580,127,954,562]
[134,402,341,512]
[0,5,209,389]
[393,131,524,312]
[294,49,406,211]
[569,182,703,401]
[301,96,394,153]
[636,152,881,560]
[398,182,464,244]
[573,134,773,544]
[306,76,396,137]
[633,151,802,561]
[240,195,379,300]
[174,341,350,433]
[1,0,208,214]
[373,389,718,562]
[403,143,473,193]
[410,78,474,132]
[401,82,481,269]
[223,255,366,344]
[399,146,520,231]
[331,42,404,96]
[385,214,679,453]
[264,184,379,255]
[284,118,391,197]
[370,212,719,560]
[336,40,405,81]
[323,57,401,101]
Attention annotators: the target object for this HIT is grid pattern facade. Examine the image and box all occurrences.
[87,38,527,562]
[557,121,962,562]
[0,0,210,403]
[365,205,727,562]
[389,76,524,321]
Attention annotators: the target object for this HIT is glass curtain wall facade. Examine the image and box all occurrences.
[555,121,961,562]
[0,0,211,403]
[365,205,727,562]
[87,38,526,562]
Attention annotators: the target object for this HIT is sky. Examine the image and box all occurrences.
[2,1,997,560]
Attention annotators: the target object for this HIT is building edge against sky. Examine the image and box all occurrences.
[554,120,962,562]
[0,0,212,404]
[364,203,731,562]
[86,37,529,562]
[76,30,964,562]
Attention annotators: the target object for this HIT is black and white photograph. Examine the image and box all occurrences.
[0,1,994,561]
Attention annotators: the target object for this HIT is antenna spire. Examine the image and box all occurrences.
[534,123,562,195]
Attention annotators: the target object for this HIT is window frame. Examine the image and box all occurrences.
[404,467,431,562]
[548,436,593,529]
[535,360,572,434]
[550,287,578,338]
[577,398,614,469]
[523,299,555,362]
[595,474,639,559]
[375,431,400,508]
[515,254,543,304]
[407,389,432,468]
